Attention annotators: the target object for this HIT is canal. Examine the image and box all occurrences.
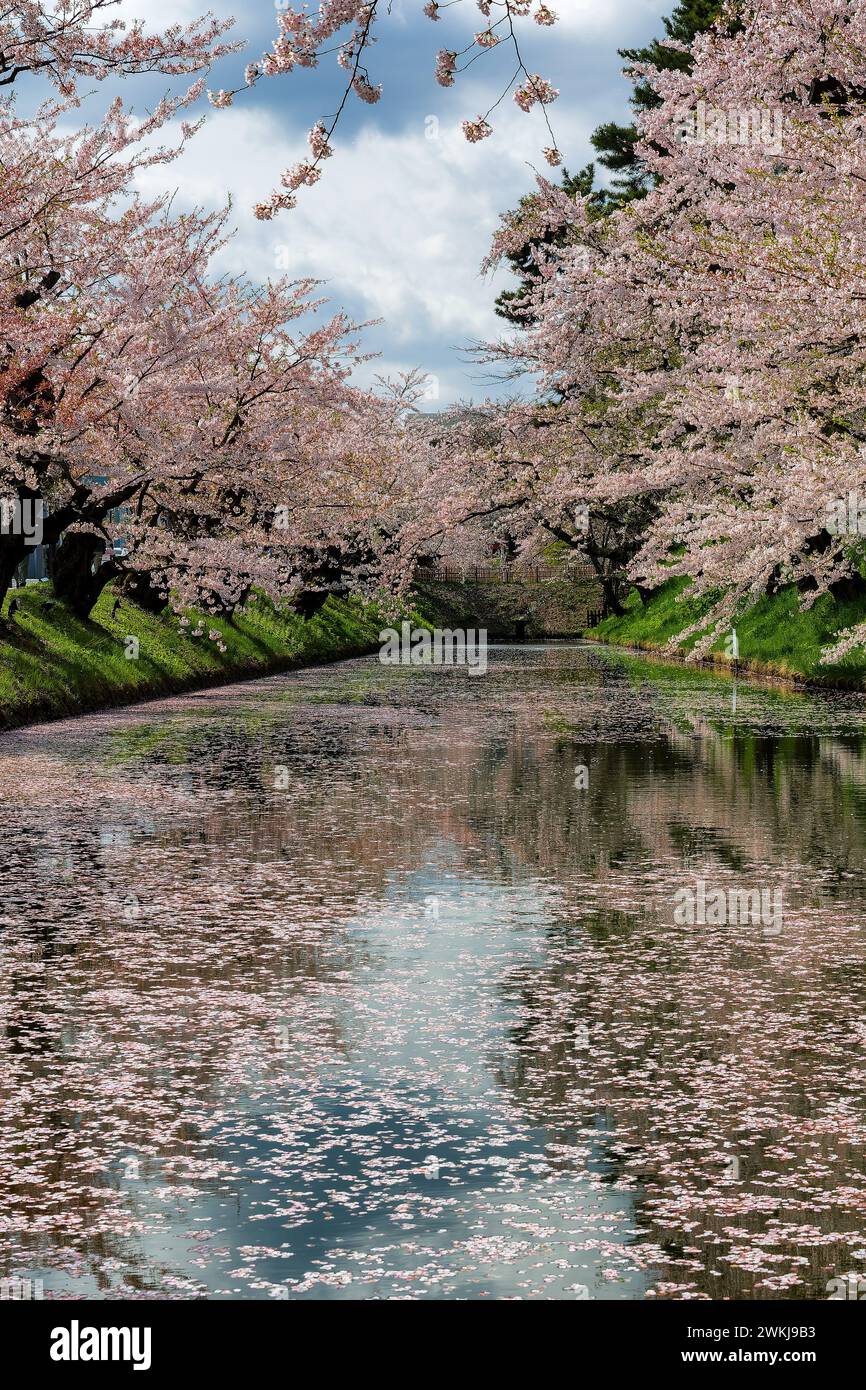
[2,641,866,1300]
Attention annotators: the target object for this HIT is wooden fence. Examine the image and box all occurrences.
[419,562,597,586]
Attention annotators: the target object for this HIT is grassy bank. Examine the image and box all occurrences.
[0,585,388,732]
[586,579,866,686]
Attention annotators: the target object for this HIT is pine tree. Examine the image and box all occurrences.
[591,0,721,205]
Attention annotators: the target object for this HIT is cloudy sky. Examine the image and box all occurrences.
[77,2,669,402]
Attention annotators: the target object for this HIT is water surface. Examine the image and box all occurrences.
[2,642,866,1300]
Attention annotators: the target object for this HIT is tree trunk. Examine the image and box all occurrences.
[0,537,26,608]
[48,533,118,619]
[121,571,168,615]
[601,575,626,617]
[0,488,44,610]
[0,475,146,614]
[294,589,330,620]
[830,571,866,602]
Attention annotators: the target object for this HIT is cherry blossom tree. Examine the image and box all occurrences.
[0,94,421,622]
[481,0,866,660]
[0,1,236,612]
[478,172,672,612]
[0,5,438,628]
[624,0,866,658]
[116,283,418,623]
[0,83,223,608]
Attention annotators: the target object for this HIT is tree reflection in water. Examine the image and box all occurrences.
[1,644,866,1299]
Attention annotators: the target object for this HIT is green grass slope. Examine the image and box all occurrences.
[587,579,866,685]
[0,586,387,731]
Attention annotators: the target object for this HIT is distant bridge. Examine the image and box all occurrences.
[420,562,597,586]
[415,562,603,638]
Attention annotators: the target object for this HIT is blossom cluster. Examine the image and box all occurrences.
[435,49,457,87]
[462,116,493,143]
[513,74,559,111]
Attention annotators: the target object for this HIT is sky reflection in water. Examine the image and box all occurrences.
[2,642,866,1300]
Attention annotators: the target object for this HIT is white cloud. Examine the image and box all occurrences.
[122,0,658,33]
[113,0,239,26]
[133,97,591,398]
[541,0,662,35]
[446,0,662,38]
[118,1,647,402]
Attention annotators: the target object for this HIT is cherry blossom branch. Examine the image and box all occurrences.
[208,0,564,216]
